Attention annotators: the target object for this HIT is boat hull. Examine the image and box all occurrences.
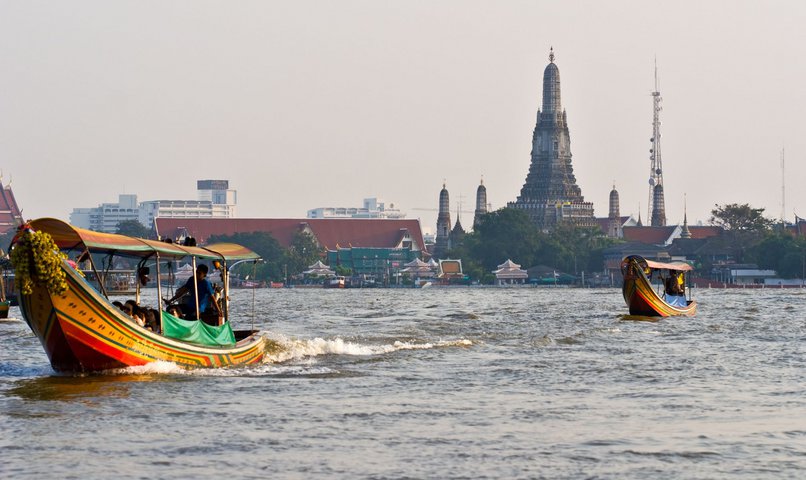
[621,257,697,317]
[19,262,270,372]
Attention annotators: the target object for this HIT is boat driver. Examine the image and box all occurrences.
[664,271,687,307]
[165,264,223,321]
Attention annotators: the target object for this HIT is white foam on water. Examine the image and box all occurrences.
[264,333,472,363]
[102,336,473,376]
[112,360,186,375]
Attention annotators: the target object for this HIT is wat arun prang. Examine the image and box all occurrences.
[508,49,596,230]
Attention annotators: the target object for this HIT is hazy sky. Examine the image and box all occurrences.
[2,1,804,234]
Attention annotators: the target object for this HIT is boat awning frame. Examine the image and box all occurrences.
[624,255,693,272]
[28,218,260,262]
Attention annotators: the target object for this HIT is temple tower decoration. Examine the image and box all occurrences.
[508,48,596,230]
[434,182,452,258]
[680,194,692,239]
[473,178,488,230]
[648,61,667,226]
[450,212,466,249]
[608,184,622,238]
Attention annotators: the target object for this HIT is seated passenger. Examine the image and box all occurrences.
[143,308,159,332]
[165,264,223,321]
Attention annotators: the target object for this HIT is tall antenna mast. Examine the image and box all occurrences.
[781,147,786,223]
[648,58,666,226]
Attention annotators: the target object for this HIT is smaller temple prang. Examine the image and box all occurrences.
[473,177,488,230]
[434,182,452,259]
[608,183,622,238]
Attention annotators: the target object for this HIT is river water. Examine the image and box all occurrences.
[1,287,804,479]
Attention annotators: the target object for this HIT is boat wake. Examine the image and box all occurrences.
[108,334,473,377]
[263,333,473,363]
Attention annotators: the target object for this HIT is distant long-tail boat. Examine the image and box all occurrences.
[621,255,697,318]
[10,218,272,372]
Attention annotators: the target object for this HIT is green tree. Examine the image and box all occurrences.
[461,208,544,272]
[546,225,619,274]
[286,231,321,276]
[709,203,774,232]
[334,265,352,277]
[750,233,806,279]
[709,203,775,263]
[116,219,152,238]
[207,231,287,281]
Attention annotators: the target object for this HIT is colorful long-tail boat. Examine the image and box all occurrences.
[621,255,697,317]
[11,218,272,372]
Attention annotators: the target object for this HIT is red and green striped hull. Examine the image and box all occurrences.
[621,256,697,317]
[19,262,269,372]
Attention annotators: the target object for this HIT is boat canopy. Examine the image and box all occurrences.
[624,255,693,272]
[28,218,260,262]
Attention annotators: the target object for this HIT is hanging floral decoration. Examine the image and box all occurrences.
[10,225,68,296]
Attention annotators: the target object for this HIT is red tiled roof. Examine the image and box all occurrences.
[0,184,23,235]
[687,226,723,239]
[622,226,677,245]
[622,225,723,245]
[154,218,426,251]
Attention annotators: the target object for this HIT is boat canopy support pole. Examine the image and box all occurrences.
[192,256,200,320]
[220,260,229,323]
[135,259,144,305]
[83,249,109,299]
[155,252,163,330]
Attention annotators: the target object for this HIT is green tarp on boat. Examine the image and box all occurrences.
[162,312,236,347]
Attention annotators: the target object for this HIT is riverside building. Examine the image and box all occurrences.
[307,197,405,219]
[70,180,237,232]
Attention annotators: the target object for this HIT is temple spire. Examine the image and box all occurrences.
[508,47,594,230]
[680,194,692,238]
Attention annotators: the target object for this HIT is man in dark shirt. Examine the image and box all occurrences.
[166,264,223,321]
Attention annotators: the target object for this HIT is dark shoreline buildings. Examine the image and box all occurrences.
[508,48,596,230]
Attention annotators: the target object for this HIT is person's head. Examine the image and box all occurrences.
[138,267,150,286]
[121,303,134,315]
[196,264,209,278]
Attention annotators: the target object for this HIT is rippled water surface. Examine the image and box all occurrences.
[1,287,804,479]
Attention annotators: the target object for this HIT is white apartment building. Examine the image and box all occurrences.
[307,197,406,219]
[70,180,237,233]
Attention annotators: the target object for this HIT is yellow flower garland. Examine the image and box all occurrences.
[10,229,68,296]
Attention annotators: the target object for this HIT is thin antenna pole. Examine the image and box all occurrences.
[781,148,786,223]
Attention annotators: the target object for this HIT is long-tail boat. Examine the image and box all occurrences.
[10,218,271,372]
[621,254,697,318]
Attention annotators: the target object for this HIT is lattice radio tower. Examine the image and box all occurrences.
[647,59,666,226]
